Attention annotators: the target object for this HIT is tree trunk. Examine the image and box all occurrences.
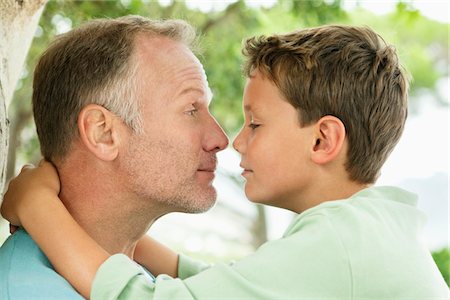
[6,107,33,181]
[0,0,47,244]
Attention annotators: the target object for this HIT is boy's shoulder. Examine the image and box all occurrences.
[282,186,448,297]
[286,185,421,235]
[0,229,83,299]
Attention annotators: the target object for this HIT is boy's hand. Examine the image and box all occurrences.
[1,160,60,226]
[9,224,19,234]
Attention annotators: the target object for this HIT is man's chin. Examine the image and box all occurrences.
[184,189,217,214]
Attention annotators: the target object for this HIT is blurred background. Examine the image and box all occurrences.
[1,0,448,285]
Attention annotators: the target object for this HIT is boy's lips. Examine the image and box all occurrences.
[240,164,253,176]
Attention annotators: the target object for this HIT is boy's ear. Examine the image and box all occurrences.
[77,104,122,161]
[311,115,346,165]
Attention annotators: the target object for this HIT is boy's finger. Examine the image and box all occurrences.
[21,164,35,172]
[9,224,18,234]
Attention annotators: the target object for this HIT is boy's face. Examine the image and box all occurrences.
[233,71,316,212]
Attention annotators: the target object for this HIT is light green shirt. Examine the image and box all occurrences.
[91,186,449,299]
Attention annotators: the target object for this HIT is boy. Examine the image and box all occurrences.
[2,25,448,299]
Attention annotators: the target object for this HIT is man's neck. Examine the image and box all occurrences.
[61,195,153,257]
[57,158,160,258]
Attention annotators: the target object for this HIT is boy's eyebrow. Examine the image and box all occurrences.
[244,104,263,115]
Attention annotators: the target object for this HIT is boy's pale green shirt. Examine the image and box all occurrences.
[92,186,449,299]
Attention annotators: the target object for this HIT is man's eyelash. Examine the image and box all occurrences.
[185,104,199,116]
[186,109,198,116]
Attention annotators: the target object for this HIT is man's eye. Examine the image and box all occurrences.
[186,108,198,116]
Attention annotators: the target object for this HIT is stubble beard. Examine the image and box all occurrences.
[122,138,217,216]
[132,169,218,215]
[163,180,217,214]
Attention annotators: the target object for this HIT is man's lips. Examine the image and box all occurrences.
[197,167,216,172]
[197,167,216,181]
[198,157,217,172]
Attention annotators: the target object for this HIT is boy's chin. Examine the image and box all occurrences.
[245,190,295,212]
[245,190,277,207]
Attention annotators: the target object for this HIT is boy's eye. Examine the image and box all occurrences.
[248,123,260,130]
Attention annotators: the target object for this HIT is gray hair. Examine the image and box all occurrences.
[33,15,197,160]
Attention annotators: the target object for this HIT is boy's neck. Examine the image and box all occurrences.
[292,178,371,214]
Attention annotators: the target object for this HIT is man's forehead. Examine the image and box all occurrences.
[206,87,213,104]
[134,34,213,104]
[173,58,212,103]
[136,34,177,50]
[203,69,213,103]
[135,34,196,65]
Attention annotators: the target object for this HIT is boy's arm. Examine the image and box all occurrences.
[1,162,108,299]
[134,235,179,278]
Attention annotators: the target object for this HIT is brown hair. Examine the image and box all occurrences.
[33,15,196,161]
[242,25,409,184]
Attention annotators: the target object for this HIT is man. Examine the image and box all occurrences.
[0,15,228,299]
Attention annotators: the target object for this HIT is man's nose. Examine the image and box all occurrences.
[205,117,229,153]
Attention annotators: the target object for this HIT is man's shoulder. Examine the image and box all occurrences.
[0,229,83,299]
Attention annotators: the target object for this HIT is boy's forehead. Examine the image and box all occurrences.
[243,102,264,116]
[243,75,266,113]
[242,85,258,114]
[243,73,295,116]
[244,103,252,112]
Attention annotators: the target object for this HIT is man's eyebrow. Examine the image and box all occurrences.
[177,87,203,97]
[177,87,213,105]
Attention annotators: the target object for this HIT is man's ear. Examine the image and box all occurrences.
[311,115,346,165]
[77,104,121,161]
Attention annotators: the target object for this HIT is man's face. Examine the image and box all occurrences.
[120,36,228,214]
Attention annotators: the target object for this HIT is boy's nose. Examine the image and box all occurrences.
[232,128,246,154]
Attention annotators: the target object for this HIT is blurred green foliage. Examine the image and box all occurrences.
[10,0,448,147]
[6,0,449,283]
[432,248,450,287]
[7,0,449,187]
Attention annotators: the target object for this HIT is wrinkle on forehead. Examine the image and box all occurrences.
[139,36,206,81]
[137,36,202,73]
[135,35,211,106]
